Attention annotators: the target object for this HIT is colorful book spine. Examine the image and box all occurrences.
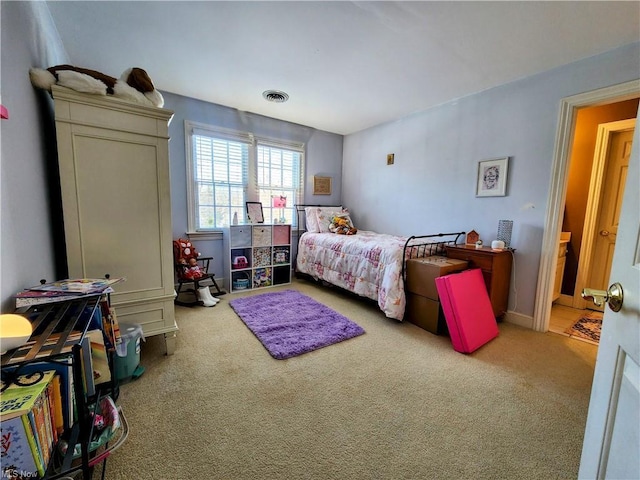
[80,336,96,397]
[50,375,65,436]
[21,414,46,476]
[5,360,74,431]
[26,410,45,472]
[99,301,121,351]
[0,371,57,471]
[45,381,58,444]
[32,393,51,466]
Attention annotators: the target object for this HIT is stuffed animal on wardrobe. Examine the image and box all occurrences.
[29,64,164,108]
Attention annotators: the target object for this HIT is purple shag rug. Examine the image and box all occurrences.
[229,289,365,359]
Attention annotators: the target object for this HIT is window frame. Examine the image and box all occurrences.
[185,121,305,234]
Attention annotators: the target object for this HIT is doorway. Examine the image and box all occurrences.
[548,113,637,339]
[533,80,640,333]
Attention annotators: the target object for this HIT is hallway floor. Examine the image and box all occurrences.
[549,303,600,346]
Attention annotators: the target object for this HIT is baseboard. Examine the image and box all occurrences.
[504,310,534,329]
[174,278,228,292]
[555,294,574,307]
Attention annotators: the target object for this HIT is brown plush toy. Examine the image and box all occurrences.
[329,215,358,235]
[29,64,164,108]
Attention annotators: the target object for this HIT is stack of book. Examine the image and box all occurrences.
[14,278,124,308]
[0,370,63,477]
[0,356,117,477]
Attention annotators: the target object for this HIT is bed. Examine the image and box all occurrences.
[294,205,464,320]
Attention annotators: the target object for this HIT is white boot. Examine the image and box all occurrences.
[197,286,218,307]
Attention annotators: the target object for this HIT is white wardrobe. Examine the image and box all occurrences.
[51,85,178,354]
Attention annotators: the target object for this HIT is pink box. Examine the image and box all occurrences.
[435,268,499,353]
[272,225,291,245]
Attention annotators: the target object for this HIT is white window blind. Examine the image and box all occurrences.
[256,142,303,225]
[186,121,304,231]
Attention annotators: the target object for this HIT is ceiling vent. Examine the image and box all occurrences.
[263,90,289,103]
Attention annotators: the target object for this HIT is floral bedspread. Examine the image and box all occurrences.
[296,231,409,320]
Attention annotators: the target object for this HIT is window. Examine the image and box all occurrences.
[186,121,304,231]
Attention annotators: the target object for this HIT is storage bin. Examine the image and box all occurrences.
[230,226,252,248]
[252,226,273,246]
[114,323,144,381]
[272,224,291,245]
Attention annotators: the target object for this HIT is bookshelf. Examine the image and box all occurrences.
[0,295,128,479]
[224,224,292,293]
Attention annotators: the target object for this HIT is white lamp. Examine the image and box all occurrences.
[0,314,33,354]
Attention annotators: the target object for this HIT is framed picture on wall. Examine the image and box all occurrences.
[313,176,332,195]
[476,157,509,197]
[246,202,264,223]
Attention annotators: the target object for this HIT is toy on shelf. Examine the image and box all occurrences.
[29,64,164,108]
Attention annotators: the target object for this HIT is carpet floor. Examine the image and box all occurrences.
[98,279,598,480]
[229,289,365,359]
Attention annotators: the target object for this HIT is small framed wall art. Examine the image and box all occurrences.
[476,157,509,197]
[313,176,332,195]
[246,202,264,223]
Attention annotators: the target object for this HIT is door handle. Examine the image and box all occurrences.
[581,282,624,312]
[600,230,610,236]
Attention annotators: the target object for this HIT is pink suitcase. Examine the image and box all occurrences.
[435,268,499,353]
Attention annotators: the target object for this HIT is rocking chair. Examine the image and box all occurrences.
[173,238,225,307]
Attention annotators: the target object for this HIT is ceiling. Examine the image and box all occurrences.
[47,1,640,135]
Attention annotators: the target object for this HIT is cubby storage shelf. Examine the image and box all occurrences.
[224,224,292,293]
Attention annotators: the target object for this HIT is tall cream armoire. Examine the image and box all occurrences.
[51,85,178,354]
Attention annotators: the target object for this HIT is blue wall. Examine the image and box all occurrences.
[342,42,640,320]
[0,2,68,312]
[162,92,343,278]
[0,3,343,310]
[2,0,638,325]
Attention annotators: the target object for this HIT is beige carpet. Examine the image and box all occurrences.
[98,279,597,480]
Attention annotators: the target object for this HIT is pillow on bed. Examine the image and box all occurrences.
[305,207,321,233]
[316,207,348,233]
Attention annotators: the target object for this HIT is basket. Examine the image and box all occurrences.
[57,396,128,463]
[232,271,250,290]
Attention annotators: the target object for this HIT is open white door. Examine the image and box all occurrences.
[579,110,639,478]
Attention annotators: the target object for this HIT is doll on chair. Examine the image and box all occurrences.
[177,257,219,306]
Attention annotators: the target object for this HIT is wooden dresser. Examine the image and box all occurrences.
[445,245,513,319]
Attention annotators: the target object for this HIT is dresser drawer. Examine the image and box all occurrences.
[445,244,513,319]
[252,226,273,246]
[446,249,493,271]
[230,226,252,248]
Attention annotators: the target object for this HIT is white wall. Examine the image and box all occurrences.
[342,42,640,320]
[0,2,68,312]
